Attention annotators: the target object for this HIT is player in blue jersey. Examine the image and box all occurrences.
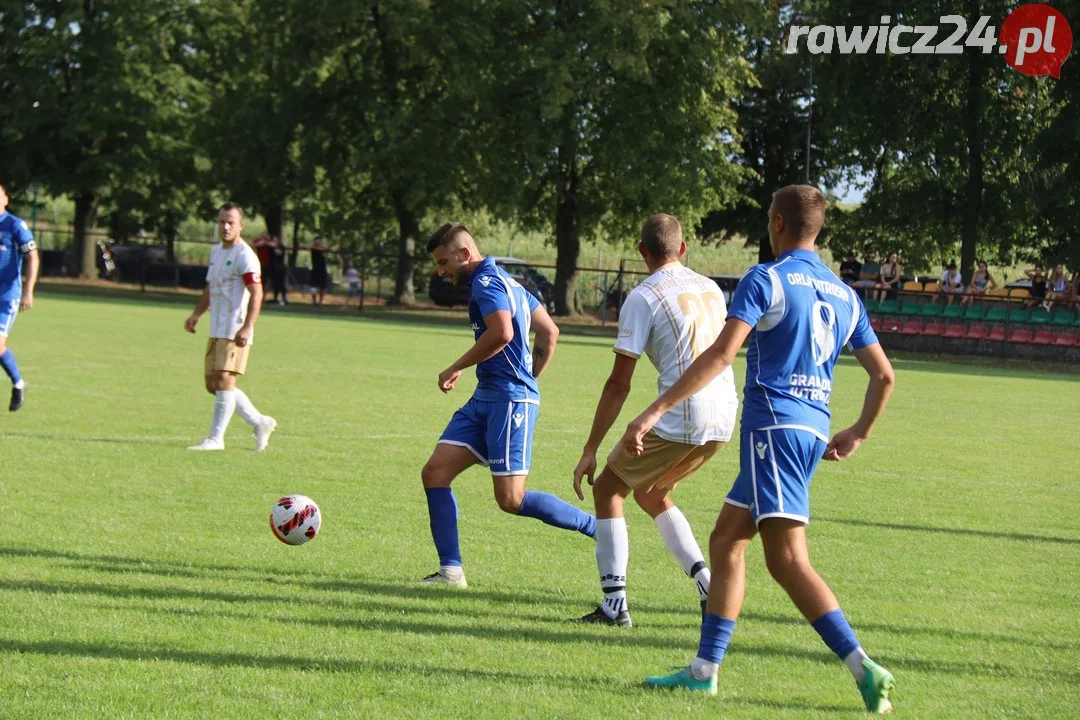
[625,186,897,713]
[0,183,40,412]
[419,223,596,587]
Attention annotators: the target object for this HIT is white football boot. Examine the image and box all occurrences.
[253,416,277,452]
[188,437,225,451]
[421,568,468,588]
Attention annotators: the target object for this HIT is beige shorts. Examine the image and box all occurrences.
[606,431,724,493]
[205,337,250,375]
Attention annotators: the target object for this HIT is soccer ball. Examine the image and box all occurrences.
[270,494,322,546]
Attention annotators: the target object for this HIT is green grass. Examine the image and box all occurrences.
[0,294,1078,718]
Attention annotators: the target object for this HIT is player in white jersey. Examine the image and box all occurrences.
[184,203,277,451]
[571,214,739,627]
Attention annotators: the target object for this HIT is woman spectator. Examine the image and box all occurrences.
[874,252,902,303]
[1047,264,1069,311]
[962,260,997,307]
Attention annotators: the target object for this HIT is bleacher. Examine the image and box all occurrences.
[864,280,1080,361]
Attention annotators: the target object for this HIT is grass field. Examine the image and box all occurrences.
[1,292,1078,718]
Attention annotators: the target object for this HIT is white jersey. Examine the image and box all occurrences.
[614,264,738,445]
[206,241,261,342]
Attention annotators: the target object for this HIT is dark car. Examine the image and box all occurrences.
[708,274,744,306]
[428,257,556,313]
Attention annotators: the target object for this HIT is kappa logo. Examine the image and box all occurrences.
[479,276,492,287]
[618,327,633,338]
[512,412,525,429]
[755,441,768,460]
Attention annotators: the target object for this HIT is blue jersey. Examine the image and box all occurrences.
[0,212,35,302]
[727,248,878,441]
[467,256,540,403]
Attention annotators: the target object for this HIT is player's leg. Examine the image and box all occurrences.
[0,301,26,411]
[571,466,633,626]
[487,401,595,536]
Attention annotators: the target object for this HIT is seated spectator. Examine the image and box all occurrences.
[839,252,861,286]
[874,252,902,303]
[962,260,997,307]
[1023,264,1047,309]
[852,251,880,296]
[1071,271,1080,312]
[1047,264,1069,311]
[935,262,964,305]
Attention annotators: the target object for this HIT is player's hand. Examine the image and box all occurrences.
[234,326,253,347]
[439,367,461,393]
[184,314,199,333]
[573,452,597,501]
[19,293,33,312]
[823,427,865,462]
[621,411,658,457]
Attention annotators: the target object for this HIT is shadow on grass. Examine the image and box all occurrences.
[819,516,1080,546]
[0,431,184,447]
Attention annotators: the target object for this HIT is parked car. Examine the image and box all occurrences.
[708,275,744,306]
[429,257,556,313]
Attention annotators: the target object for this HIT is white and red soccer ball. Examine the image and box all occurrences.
[270,494,322,546]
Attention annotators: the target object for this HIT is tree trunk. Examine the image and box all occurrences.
[164,225,177,264]
[263,200,285,242]
[553,155,581,316]
[960,37,984,285]
[290,216,301,268]
[391,190,418,305]
[74,192,99,279]
[756,232,775,264]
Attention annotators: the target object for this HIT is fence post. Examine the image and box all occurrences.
[600,270,608,329]
[360,253,367,312]
[617,259,626,318]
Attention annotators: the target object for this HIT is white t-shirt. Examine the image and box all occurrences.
[941,269,963,290]
[614,265,739,445]
[345,268,361,284]
[206,241,261,342]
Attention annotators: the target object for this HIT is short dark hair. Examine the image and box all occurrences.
[427,222,470,252]
[947,262,957,270]
[219,202,244,219]
[640,214,683,259]
[771,185,825,240]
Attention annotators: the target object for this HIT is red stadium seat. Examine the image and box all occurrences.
[881,319,902,334]
[987,326,1006,341]
[1008,329,1033,343]
[965,325,988,339]
[943,324,966,338]
[899,320,923,335]
[1031,330,1055,346]
[922,322,945,337]
[1054,333,1078,347]
[870,317,882,333]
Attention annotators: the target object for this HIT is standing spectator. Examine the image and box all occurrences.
[962,260,997,307]
[839,252,861,286]
[252,233,273,295]
[852,251,880,296]
[308,236,329,306]
[343,260,362,310]
[1047,264,1069,311]
[1023,264,1047,309]
[935,262,964,305]
[874,252,902,303]
[269,235,289,306]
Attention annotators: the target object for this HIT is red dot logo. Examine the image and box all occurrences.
[1000,4,1072,78]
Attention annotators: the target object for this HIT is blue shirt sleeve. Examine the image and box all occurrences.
[847,301,878,350]
[472,275,512,318]
[526,290,539,313]
[726,266,774,329]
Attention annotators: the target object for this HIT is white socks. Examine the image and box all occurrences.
[595,517,629,618]
[232,388,263,427]
[208,390,236,441]
[655,507,711,600]
[844,647,870,683]
[690,657,719,680]
[13,379,25,389]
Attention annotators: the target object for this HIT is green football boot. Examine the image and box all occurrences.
[859,658,895,714]
[643,667,717,696]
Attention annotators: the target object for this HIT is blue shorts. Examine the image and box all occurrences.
[439,398,539,476]
[725,428,827,526]
[0,299,18,337]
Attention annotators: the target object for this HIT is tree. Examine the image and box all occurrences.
[480,0,754,314]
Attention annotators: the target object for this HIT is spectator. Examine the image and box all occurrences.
[839,252,861,286]
[935,262,964,305]
[1023,264,1047,309]
[961,260,997,307]
[1071,271,1080,312]
[252,232,273,293]
[874,252,902,303]
[343,260,362,310]
[1047,264,1069,311]
[853,250,880,296]
[308,236,329,306]
[269,235,289,305]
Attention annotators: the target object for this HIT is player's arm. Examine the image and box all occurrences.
[621,319,753,455]
[184,287,211,333]
[438,310,513,393]
[530,303,559,379]
[823,343,895,461]
[19,247,39,312]
[572,352,636,499]
[234,273,263,347]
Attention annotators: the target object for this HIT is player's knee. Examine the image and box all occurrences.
[421,462,450,488]
[494,487,524,514]
[632,488,669,518]
[763,544,807,584]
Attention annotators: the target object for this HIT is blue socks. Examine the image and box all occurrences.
[0,349,20,384]
[697,613,737,664]
[518,490,596,537]
[425,487,462,567]
[812,608,861,660]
